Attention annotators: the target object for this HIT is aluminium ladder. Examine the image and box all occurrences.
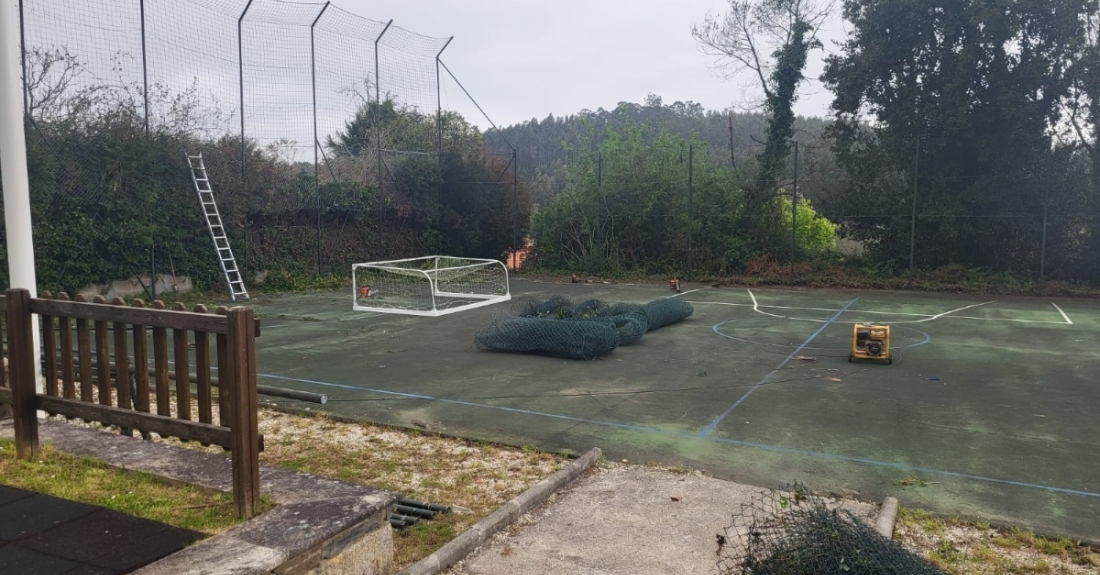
[186,153,249,302]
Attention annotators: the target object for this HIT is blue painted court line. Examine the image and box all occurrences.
[256,371,1099,500]
[697,297,860,437]
[256,373,662,434]
[708,437,1100,499]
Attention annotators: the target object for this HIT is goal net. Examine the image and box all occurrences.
[353,256,511,316]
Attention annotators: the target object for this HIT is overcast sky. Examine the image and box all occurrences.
[343,0,847,130]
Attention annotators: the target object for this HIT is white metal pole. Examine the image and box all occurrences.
[1,0,42,392]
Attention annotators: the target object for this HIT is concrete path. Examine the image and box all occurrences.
[444,464,878,575]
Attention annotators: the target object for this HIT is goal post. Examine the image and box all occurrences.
[352,256,511,316]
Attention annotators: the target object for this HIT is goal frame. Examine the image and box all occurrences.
[352,256,511,317]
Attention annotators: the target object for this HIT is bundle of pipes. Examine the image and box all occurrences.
[389,498,451,528]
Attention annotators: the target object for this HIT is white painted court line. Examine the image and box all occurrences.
[747,289,787,320]
[944,315,1069,324]
[693,300,1070,325]
[670,288,704,298]
[703,293,1068,326]
[1052,303,1073,325]
[897,301,1003,323]
[691,300,936,317]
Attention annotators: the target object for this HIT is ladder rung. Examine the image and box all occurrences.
[189,152,246,300]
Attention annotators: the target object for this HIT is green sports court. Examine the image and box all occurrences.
[245,278,1100,542]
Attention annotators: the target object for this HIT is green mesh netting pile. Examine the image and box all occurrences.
[474,295,693,360]
[718,486,949,575]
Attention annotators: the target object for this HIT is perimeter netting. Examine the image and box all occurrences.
[353,256,510,316]
[718,485,948,575]
[474,295,693,359]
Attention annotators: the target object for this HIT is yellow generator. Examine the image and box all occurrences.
[849,323,892,364]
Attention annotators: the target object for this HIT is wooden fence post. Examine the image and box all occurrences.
[6,288,38,458]
[226,306,260,518]
[172,302,191,421]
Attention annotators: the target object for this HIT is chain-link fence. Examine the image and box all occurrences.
[8,0,522,296]
[524,133,1089,285]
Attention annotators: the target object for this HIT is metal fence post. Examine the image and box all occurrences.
[310,3,330,276]
[688,143,694,282]
[374,20,393,257]
[513,148,518,255]
[18,0,25,115]
[237,1,254,183]
[435,36,452,206]
[139,0,148,133]
[435,37,453,167]
[791,141,798,281]
[1040,184,1049,282]
[909,136,920,271]
[728,113,736,170]
[596,150,602,261]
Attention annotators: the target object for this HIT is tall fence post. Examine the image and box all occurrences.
[310,3,330,277]
[728,113,736,170]
[435,37,453,170]
[909,136,920,272]
[596,150,602,265]
[6,288,38,459]
[226,306,260,519]
[1040,184,1049,282]
[790,141,798,282]
[237,0,254,184]
[18,0,26,115]
[512,149,519,255]
[374,20,393,258]
[688,143,694,282]
[139,0,149,133]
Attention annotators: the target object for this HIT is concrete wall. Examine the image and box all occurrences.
[75,274,193,300]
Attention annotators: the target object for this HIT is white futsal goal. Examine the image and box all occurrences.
[352,256,511,316]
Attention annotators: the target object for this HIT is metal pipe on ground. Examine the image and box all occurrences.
[398,499,450,514]
[390,513,419,527]
[394,505,436,519]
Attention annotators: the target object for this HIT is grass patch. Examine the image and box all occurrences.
[0,439,265,535]
[895,506,1100,574]
[252,410,568,570]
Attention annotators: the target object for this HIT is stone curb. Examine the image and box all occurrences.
[876,496,899,538]
[397,446,603,575]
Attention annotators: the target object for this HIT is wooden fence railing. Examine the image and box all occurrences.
[0,288,261,518]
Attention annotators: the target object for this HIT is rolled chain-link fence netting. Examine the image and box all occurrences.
[475,295,693,360]
[718,485,948,575]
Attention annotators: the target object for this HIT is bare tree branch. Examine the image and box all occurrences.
[692,0,836,109]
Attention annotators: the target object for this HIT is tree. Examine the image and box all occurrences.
[692,0,833,211]
[773,194,836,255]
[822,0,1093,276]
[529,125,746,275]
[1062,1,1100,273]
[328,100,531,260]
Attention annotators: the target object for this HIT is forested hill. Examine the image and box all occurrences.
[485,95,830,204]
